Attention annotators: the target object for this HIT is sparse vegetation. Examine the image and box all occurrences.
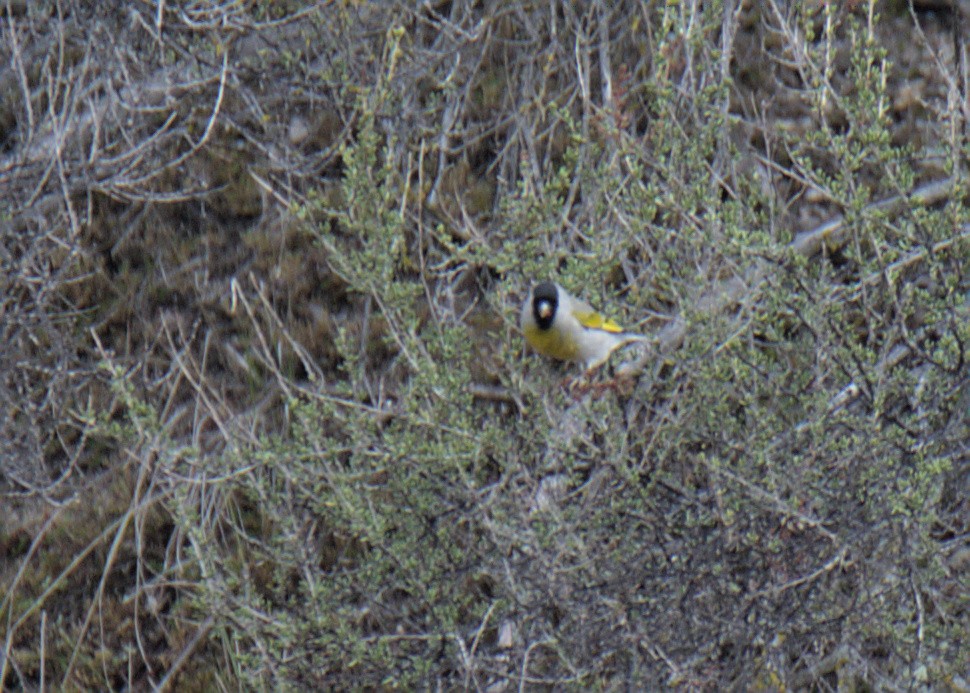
[2,0,967,690]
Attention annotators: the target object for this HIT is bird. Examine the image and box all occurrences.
[520,281,648,371]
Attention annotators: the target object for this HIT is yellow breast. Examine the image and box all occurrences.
[522,323,581,362]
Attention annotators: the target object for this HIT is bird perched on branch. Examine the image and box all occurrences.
[520,281,648,372]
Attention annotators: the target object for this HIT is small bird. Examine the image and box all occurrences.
[520,281,648,371]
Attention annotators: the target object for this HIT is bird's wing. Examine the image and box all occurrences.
[572,298,624,333]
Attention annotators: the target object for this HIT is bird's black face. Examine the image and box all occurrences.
[531,282,558,330]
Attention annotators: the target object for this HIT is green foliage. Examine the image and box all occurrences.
[169,2,967,688]
[3,1,967,691]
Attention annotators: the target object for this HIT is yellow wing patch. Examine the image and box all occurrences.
[574,309,624,333]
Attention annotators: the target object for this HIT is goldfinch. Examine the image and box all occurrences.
[520,281,647,371]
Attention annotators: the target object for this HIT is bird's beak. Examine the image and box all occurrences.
[537,300,552,320]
